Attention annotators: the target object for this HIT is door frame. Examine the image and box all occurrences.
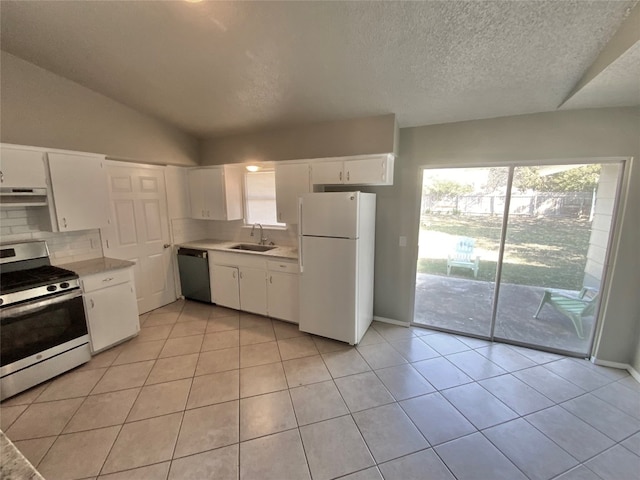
[409,157,630,358]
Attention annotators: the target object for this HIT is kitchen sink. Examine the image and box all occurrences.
[229,244,276,252]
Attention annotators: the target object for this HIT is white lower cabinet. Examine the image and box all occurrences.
[82,267,140,354]
[267,270,299,323]
[210,264,240,310]
[239,267,268,316]
[209,252,298,322]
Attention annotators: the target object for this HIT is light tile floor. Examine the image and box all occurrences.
[2,299,639,480]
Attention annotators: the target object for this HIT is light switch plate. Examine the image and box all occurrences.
[399,236,407,247]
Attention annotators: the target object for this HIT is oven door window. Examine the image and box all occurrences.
[0,292,87,367]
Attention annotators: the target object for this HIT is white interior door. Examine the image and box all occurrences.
[101,162,176,314]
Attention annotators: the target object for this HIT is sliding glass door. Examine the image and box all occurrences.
[493,163,622,354]
[414,167,507,337]
[414,162,622,356]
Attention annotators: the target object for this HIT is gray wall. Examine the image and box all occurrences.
[392,107,639,365]
[0,52,199,166]
[200,106,639,365]
[200,114,397,165]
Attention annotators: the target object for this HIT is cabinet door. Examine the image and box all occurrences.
[239,267,268,315]
[310,161,343,185]
[222,165,244,221]
[268,272,299,323]
[202,168,227,220]
[187,169,206,219]
[345,157,390,185]
[275,163,310,224]
[0,147,47,188]
[85,282,140,353]
[211,264,240,310]
[47,153,109,231]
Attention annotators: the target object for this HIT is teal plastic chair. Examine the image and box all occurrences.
[533,287,599,339]
[447,237,480,278]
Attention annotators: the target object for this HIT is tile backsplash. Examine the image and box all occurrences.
[205,220,298,247]
[0,207,103,264]
[1,207,297,266]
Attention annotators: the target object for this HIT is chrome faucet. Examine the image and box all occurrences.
[250,223,268,245]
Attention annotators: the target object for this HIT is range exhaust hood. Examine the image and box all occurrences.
[0,187,48,207]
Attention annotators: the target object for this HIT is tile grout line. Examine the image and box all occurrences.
[96,303,184,478]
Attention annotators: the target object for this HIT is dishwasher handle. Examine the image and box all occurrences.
[177,248,208,259]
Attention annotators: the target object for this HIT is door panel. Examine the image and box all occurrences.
[113,200,137,246]
[102,162,176,314]
[142,200,162,241]
[413,167,506,337]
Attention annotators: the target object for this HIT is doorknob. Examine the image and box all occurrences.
[163,244,171,249]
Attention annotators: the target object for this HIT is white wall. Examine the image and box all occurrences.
[0,51,199,166]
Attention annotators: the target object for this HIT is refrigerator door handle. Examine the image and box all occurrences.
[298,234,304,273]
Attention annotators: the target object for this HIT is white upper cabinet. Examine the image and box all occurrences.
[47,152,109,231]
[310,161,343,185]
[0,146,47,188]
[275,162,310,224]
[310,154,394,186]
[188,165,243,220]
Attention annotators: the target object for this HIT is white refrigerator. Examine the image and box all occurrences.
[298,192,376,345]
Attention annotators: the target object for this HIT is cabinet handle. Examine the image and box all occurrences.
[90,299,95,308]
[239,272,243,280]
[0,170,3,183]
[63,218,68,228]
[347,171,350,181]
[339,171,342,182]
[232,271,236,279]
[269,275,273,284]
[102,277,113,283]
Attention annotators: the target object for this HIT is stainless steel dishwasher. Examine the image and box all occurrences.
[177,248,211,303]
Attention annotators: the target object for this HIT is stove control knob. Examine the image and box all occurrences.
[60,282,70,289]
[47,285,57,292]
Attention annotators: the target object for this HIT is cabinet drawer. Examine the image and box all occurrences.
[267,260,299,274]
[209,251,267,269]
[82,268,131,293]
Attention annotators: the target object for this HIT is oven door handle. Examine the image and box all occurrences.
[1,289,83,319]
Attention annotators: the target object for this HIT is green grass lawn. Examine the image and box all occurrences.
[417,215,592,290]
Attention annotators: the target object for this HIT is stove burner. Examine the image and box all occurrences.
[0,265,79,295]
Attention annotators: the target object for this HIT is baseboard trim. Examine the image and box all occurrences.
[590,357,629,370]
[373,316,409,327]
[590,357,640,383]
[628,365,640,384]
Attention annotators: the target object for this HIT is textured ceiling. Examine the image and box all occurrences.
[1,1,638,138]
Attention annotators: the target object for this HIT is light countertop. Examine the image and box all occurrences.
[58,257,136,277]
[0,431,44,480]
[178,239,298,261]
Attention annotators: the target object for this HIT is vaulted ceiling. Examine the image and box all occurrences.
[1,1,638,138]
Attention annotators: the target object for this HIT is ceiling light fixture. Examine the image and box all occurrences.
[246,165,260,172]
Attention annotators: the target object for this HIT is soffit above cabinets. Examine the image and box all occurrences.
[1,1,638,138]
